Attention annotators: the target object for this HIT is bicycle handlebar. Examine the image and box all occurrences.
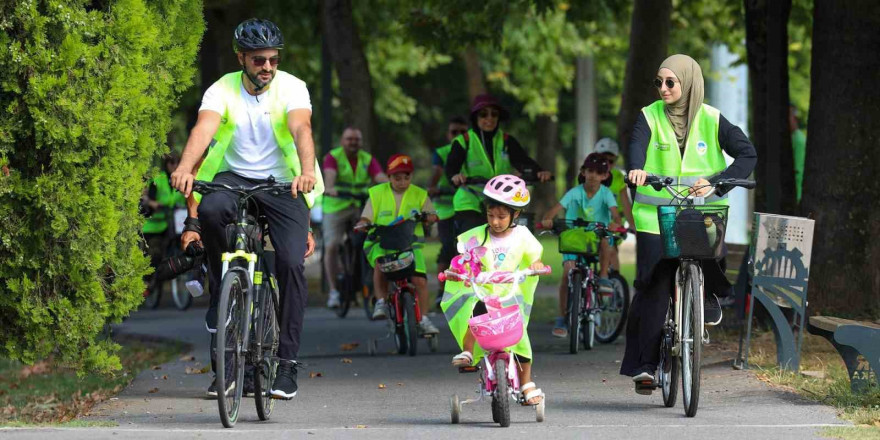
[438,266,552,283]
[192,178,293,197]
[624,175,756,201]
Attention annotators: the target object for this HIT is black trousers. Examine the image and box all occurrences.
[199,172,310,361]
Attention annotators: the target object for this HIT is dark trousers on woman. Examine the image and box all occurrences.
[199,172,310,362]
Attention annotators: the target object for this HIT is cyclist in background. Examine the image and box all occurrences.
[170,18,322,400]
[322,127,387,308]
[428,116,469,309]
[141,153,186,299]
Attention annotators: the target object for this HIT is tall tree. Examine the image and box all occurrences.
[617,0,672,162]
[321,0,381,158]
[745,0,796,214]
[463,46,488,102]
[801,0,880,316]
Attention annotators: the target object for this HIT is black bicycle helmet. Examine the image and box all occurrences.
[233,18,284,52]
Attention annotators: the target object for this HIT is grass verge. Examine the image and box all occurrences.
[0,335,189,426]
[711,328,880,438]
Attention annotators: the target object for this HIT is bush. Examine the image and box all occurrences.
[0,0,203,373]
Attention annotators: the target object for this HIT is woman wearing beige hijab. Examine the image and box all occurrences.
[621,54,757,390]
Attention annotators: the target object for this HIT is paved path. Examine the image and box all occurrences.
[1,306,848,439]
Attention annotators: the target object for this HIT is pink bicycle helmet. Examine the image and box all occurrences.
[483,174,530,209]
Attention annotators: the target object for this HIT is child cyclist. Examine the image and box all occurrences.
[356,154,440,335]
[594,137,637,270]
[540,153,622,338]
[441,175,546,406]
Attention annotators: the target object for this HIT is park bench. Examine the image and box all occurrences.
[807,316,880,393]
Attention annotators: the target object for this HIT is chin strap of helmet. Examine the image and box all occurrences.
[241,65,269,94]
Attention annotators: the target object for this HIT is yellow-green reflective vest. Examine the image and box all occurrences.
[440,225,543,363]
[363,183,428,268]
[632,101,728,234]
[453,129,514,213]
[433,144,455,220]
[323,147,373,214]
[143,171,182,234]
[194,71,324,208]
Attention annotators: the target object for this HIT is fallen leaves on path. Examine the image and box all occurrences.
[378,383,386,389]
[309,372,323,378]
[340,343,359,351]
[150,366,162,370]
[179,355,196,362]
[19,361,50,379]
[148,388,159,394]
[341,358,353,364]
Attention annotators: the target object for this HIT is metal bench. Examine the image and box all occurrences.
[807,316,880,393]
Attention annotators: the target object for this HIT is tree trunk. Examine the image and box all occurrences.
[463,46,487,102]
[801,0,880,316]
[321,0,382,160]
[745,0,796,215]
[533,112,559,217]
[617,0,671,166]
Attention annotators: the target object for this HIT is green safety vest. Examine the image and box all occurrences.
[632,100,729,234]
[608,167,626,203]
[194,71,324,208]
[440,225,543,364]
[452,129,514,213]
[433,144,455,220]
[363,182,428,272]
[323,146,373,214]
[143,171,180,234]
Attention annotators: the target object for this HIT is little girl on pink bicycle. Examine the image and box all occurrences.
[440,175,547,407]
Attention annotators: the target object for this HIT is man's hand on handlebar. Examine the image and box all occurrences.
[290,171,317,198]
[171,168,196,198]
[537,171,553,183]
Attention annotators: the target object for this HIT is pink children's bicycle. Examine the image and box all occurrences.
[439,267,551,427]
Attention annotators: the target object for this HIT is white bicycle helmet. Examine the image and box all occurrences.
[483,174,530,209]
[594,137,620,156]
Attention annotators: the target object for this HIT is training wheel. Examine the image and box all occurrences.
[450,394,461,424]
[535,398,545,422]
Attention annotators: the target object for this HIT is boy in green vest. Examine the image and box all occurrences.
[540,153,622,338]
[356,155,440,334]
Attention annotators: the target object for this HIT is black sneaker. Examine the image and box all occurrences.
[206,375,235,398]
[270,360,299,400]
[704,294,723,326]
[243,367,255,397]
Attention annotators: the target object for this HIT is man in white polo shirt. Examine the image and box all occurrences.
[171,18,321,401]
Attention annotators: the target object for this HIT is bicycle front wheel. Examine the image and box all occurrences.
[403,290,418,357]
[494,358,510,427]
[568,271,583,354]
[681,263,703,417]
[595,270,629,343]
[254,275,279,421]
[215,268,249,428]
[659,302,678,408]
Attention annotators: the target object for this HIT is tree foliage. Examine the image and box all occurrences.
[0,0,203,372]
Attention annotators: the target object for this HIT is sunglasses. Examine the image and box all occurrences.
[654,78,677,89]
[478,109,500,119]
[250,56,280,67]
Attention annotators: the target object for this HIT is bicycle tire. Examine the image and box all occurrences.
[171,277,193,311]
[582,282,596,351]
[403,290,418,357]
[215,268,248,428]
[143,282,161,309]
[682,263,702,417]
[568,271,582,354]
[254,275,279,421]
[494,358,510,427]
[596,270,629,343]
[660,303,678,408]
[335,241,353,318]
[392,297,407,355]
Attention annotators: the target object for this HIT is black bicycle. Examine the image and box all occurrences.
[628,175,755,417]
[192,178,287,428]
[329,190,373,319]
[539,219,630,353]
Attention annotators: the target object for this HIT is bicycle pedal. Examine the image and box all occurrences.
[635,380,658,390]
[458,366,480,374]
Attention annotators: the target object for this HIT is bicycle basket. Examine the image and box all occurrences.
[377,250,415,281]
[657,205,728,259]
[468,305,524,351]
[558,227,599,255]
[375,220,417,251]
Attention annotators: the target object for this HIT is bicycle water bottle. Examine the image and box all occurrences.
[658,206,679,258]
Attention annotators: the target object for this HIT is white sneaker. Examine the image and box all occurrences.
[372,299,388,320]
[420,316,439,334]
[327,290,341,308]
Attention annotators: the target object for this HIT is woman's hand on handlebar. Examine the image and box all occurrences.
[690,178,711,197]
[451,174,467,186]
[627,169,648,187]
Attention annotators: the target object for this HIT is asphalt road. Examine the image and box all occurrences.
[0,306,848,439]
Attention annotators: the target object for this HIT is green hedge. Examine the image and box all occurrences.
[0,0,203,373]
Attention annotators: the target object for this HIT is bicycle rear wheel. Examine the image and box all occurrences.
[254,275,279,421]
[215,269,248,428]
[171,276,193,310]
[403,290,418,357]
[336,242,353,318]
[595,270,629,343]
[659,302,678,408]
[567,271,583,354]
[681,263,703,417]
